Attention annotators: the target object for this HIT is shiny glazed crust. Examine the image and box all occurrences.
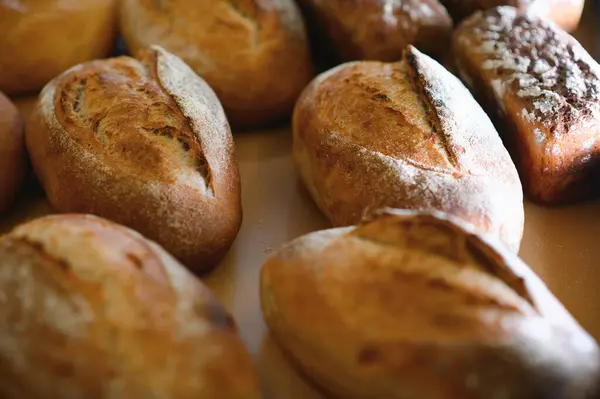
[25,46,242,273]
[0,214,260,398]
[0,92,26,213]
[439,0,584,31]
[296,0,453,63]
[119,0,314,128]
[453,7,600,203]
[0,0,117,95]
[260,209,600,399]
[293,46,524,253]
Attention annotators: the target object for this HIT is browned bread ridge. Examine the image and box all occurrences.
[0,214,260,398]
[454,6,600,203]
[296,0,453,64]
[260,209,600,399]
[119,0,314,128]
[293,45,524,253]
[0,0,117,95]
[25,46,242,273]
[0,92,26,213]
[439,0,584,31]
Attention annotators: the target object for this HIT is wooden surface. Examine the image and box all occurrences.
[2,5,600,397]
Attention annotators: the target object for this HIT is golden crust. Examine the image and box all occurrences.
[260,209,600,398]
[119,0,314,128]
[0,0,117,95]
[25,46,242,273]
[293,46,524,252]
[297,0,453,63]
[0,92,26,213]
[0,214,259,398]
[453,7,600,203]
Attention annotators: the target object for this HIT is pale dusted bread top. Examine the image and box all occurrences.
[293,46,523,251]
[261,209,600,398]
[455,7,600,140]
[0,214,259,398]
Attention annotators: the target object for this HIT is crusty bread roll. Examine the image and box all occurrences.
[119,0,313,128]
[0,92,26,213]
[439,0,584,31]
[453,7,600,203]
[0,214,259,398]
[261,209,600,399]
[296,0,453,64]
[25,46,242,273]
[0,0,117,95]
[293,46,524,253]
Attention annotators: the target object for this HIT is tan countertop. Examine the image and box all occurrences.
[2,5,600,396]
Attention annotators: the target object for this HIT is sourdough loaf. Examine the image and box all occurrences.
[296,0,453,64]
[25,46,242,273]
[454,6,600,203]
[261,209,600,399]
[0,214,260,398]
[293,46,524,252]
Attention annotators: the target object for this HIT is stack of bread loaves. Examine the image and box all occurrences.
[0,0,599,397]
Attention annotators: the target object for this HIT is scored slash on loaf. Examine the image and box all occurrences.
[25,45,242,273]
[454,6,600,203]
[293,45,524,253]
[260,209,600,399]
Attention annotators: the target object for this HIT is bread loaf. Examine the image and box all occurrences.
[0,214,259,398]
[453,7,600,203]
[0,92,26,213]
[260,209,600,399]
[25,45,242,273]
[296,0,453,64]
[439,0,584,31]
[0,0,117,95]
[293,46,524,252]
[119,0,313,128]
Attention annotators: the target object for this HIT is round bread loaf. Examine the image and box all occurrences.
[0,214,260,398]
[296,0,453,63]
[0,92,26,213]
[438,0,584,31]
[25,45,242,273]
[119,0,314,128]
[293,46,524,252]
[0,0,117,95]
[260,209,600,399]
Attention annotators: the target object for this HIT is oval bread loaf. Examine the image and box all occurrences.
[119,0,314,128]
[296,0,453,63]
[0,0,117,95]
[260,209,600,399]
[0,92,26,213]
[25,45,242,273]
[0,214,260,398]
[453,7,600,203]
[293,45,524,252]
[439,0,584,31]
